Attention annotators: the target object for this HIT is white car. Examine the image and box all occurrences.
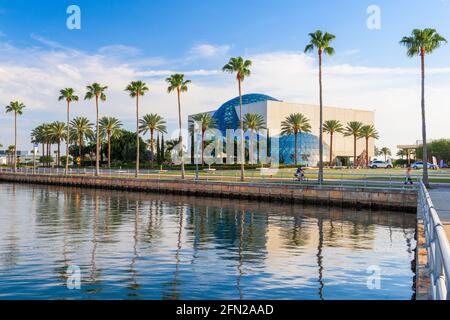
[369,160,393,169]
[411,162,438,170]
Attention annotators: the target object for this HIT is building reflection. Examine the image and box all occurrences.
[0,183,417,299]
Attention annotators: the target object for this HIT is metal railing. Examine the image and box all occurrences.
[0,166,423,190]
[418,182,450,300]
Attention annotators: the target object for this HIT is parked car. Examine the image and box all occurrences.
[411,162,438,170]
[369,160,393,169]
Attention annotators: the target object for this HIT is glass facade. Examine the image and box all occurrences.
[211,93,326,166]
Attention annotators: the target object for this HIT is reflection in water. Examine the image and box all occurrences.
[0,183,416,300]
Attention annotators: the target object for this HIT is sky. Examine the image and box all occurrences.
[1,0,450,152]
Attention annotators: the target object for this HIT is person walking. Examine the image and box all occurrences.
[405,166,414,185]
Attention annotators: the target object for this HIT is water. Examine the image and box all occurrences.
[0,182,416,300]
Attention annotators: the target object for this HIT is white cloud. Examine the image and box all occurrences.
[189,43,231,58]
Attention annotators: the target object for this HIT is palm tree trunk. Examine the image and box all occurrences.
[238,78,245,181]
[95,96,100,176]
[107,131,111,168]
[58,142,61,166]
[201,130,205,164]
[136,94,140,178]
[318,49,324,183]
[250,129,254,164]
[294,130,298,165]
[365,137,369,168]
[79,136,82,167]
[421,48,429,187]
[13,112,17,172]
[65,101,70,175]
[329,132,333,166]
[177,89,185,179]
[353,135,357,168]
[41,144,44,166]
[150,129,154,166]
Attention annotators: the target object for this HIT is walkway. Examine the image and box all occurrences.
[429,187,450,239]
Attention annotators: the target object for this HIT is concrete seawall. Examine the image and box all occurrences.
[0,173,418,212]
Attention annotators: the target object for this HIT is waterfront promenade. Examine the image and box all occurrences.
[429,187,450,239]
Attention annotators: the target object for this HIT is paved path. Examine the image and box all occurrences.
[429,187,450,238]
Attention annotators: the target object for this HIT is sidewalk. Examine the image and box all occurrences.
[429,187,450,238]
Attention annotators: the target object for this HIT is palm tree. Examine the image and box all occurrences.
[125,81,149,178]
[166,74,191,179]
[344,121,364,168]
[5,101,25,172]
[358,125,379,167]
[223,57,252,181]
[139,114,167,165]
[99,117,122,168]
[85,83,108,176]
[70,117,94,164]
[243,113,266,164]
[323,120,344,166]
[189,113,217,164]
[49,121,67,166]
[58,88,79,174]
[380,147,392,162]
[305,30,336,183]
[400,28,447,186]
[397,149,406,160]
[281,113,312,165]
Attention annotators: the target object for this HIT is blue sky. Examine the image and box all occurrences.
[1,0,450,151]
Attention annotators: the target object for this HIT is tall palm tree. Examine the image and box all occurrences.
[58,88,79,174]
[400,28,447,186]
[5,101,25,172]
[323,120,344,166]
[49,121,67,166]
[380,147,392,162]
[125,81,149,178]
[85,83,108,176]
[243,113,266,164]
[344,121,364,168]
[70,117,94,164]
[305,30,336,182]
[99,117,122,168]
[281,113,312,165]
[222,57,252,181]
[166,74,191,179]
[358,125,379,167]
[139,114,167,165]
[189,113,217,164]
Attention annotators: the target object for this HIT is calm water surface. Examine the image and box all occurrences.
[0,183,416,300]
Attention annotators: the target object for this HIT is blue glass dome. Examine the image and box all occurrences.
[278,133,330,166]
[213,94,279,135]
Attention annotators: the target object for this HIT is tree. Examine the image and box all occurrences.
[323,120,344,166]
[166,74,191,178]
[281,113,312,165]
[344,121,364,167]
[400,28,447,186]
[305,30,336,182]
[243,113,266,164]
[139,114,167,165]
[397,149,406,160]
[222,57,252,181]
[125,81,149,177]
[189,113,217,164]
[358,125,379,167]
[49,121,67,166]
[58,88,79,174]
[99,117,122,168]
[70,117,94,164]
[380,147,392,162]
[5,101,25,172]
[85,83,108,176]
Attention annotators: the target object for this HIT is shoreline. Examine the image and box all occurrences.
[0,173,418,213]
